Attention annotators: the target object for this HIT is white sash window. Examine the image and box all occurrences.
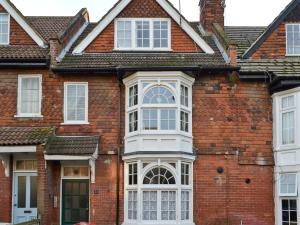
[0,13,9,45]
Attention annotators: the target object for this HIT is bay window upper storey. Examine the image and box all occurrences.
[115,18,171,51]
[123,72,195,154]
[273,87,300,166]
[286,24,300,56]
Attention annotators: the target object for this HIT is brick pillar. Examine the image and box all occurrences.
[36,144,49,225]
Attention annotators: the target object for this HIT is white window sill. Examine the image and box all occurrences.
[14,115,43,118]
[114,48,173,52]
[61,122,90,125]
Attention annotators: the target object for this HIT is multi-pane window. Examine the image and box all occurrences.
[128,191,137,220]
[161,191,176,220]
[143,167,176,185]
[115,19,170,50]
[128,163,138,185]
[143,191,158,220]
[64,83,88,124]
[129,111,138,132]
[136,21,150,48]
[0,14,9,45]
[153,21,168,48]
[282,199,297,225]
[281,95,295,145]
[280,174,297,196]
[181,85,189,107]
[181,191,190,220]
[181,163,190,185]
[287,24,300,55]
[161,109,176,130]
[18,76,42,116]
[180,111,189,132]
[117,21,132,49]
[129,85,138,107]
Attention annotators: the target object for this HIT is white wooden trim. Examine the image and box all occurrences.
[44,155,91,160]
[72,0,214,54]
[0,0,46,47]
[16,75,43,118]
[64,82,89,124]
[0,146,36,153]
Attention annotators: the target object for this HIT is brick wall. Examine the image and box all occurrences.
[85,0,202,53]
[0,70,274,224]
[251,4,300,59]
[0,157,12,223]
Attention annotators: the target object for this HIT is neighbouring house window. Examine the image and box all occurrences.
[287,24,300,55]
[117,20,132,49]
[0,14,9,45]
[282,199,297,225]
[125,161,193,223]
[115,19,170,50]
[18,75,42,117]
[64,83,88,124]
[281,95,295,145]
[280,174,297,196]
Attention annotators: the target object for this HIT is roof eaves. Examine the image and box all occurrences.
[242,0,300,59]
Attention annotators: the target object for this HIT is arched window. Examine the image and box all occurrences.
[142,86,176,131]
[143,166,176,184]
[143,86,175,104]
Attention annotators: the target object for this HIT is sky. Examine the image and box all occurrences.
[11,0,293,26]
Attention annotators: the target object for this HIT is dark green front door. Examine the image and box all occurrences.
[62,180,89,225]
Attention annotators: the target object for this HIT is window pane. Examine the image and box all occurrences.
[161,191,176,220]
[282,111,295,145]
[181,111,189,132]
[143,191,157,220]
[160,109,176,130]
[143,86,175,104]
[143,167,176,185]
[128,163,138,185]
[66,84,87,122]
[20,77,40,114]
[282,199,297,224]
[143,109,158,130]
[0,14,9,44]
[117,21,132,48]
[30,176,37,208]
[136,21,150,48]
[286,24,300,55]
[280,174,297,195]
[129,111,138,133]
[181,191,190,220]
[128,191,137,220]
[18,176,26,208]
[153,21,169,48]
[129,85,138,107]
[181,163,190,185]
[282,96,295,109]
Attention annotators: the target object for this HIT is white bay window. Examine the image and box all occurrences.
[124,160,194,224]
[17,75,42,117]
[115,18,171,50]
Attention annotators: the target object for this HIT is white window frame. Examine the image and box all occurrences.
[0,13,10,45]
[279,173,298,197]
[114,18,171,51]
[124,160,194,224]
[63,82,89,125]
[286,24,300,56]
[16,75,42,118]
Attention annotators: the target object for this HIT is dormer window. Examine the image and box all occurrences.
[0,14,9,45]
[286,24,300,55]
[115,18,171,51]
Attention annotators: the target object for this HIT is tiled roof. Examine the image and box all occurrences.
[0,45,48,60]
[238,58,300,76]
[0,127,55,146]
[45,136,99,155]
[26,16,74,41]
[55,22,227,70]
[224,26,266,58]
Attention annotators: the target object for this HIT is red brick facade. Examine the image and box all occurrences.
[86,0,202,53]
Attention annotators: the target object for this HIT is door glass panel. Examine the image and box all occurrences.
[30,176,38,208]
[18,176,26,208]
[72,183,79,195]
